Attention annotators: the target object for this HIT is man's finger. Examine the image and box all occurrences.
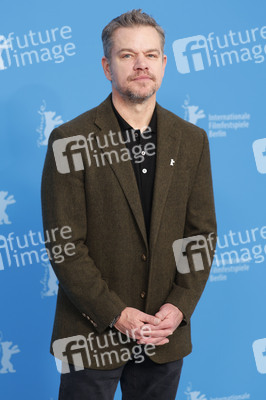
[140,312,161,326]
[143,319,172,331]
[141,329,173,338]
[155,308,170,320]
[155,311,165,320]
[137,336,170,345]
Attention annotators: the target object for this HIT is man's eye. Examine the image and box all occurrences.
[147,54,156,58]
[122,54,132,58]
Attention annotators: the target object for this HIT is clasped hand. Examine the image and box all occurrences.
[114,303,184,346]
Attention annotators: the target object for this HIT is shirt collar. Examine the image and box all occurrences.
[111,94,157,134]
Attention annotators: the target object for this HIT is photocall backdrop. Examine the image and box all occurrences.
[0,1,265,399]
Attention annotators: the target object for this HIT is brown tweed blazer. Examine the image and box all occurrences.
[41,93,217,370]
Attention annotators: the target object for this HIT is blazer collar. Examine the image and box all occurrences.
[110,94,157,134]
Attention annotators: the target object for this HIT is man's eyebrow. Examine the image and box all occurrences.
[145,49,161,54]
[117,48,136,54]
[117,48,161,54]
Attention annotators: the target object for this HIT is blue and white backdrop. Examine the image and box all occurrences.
[0,1,265,399]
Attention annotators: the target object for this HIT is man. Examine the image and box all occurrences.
[41,9,217,400]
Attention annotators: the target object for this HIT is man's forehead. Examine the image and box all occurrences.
[112,26,161,47]
[112,26,160,44]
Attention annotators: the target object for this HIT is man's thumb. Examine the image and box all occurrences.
[155,311,165,320]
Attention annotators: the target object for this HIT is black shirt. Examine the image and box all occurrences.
[111,98,157,242]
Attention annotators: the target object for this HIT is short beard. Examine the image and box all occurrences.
[110,68,157,104]
[121,87,156,104]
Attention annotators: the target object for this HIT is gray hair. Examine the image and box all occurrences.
[101,9,165,61]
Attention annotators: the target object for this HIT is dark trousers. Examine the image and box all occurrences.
[58,347,183,400]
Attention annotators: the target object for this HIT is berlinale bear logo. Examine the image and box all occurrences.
[0,332,20,374]
[0,191,16,225]
[37,100,64,146]
[40,262,58,298]
[182,95,206,125]
[185,383,207,400]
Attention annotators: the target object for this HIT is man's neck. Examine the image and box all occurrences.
[112,90,156,133]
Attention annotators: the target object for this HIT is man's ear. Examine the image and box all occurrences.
[101,57,112,81]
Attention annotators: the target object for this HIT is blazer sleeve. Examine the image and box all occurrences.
[165,129,217,324]
[41,127,127,334]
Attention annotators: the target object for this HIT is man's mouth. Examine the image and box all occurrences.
[131,75,153,81]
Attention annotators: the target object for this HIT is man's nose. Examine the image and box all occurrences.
[133,54,149,70]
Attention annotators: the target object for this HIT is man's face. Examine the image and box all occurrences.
[102,26,167,103]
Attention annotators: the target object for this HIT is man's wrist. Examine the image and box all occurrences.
[109,313,121,328]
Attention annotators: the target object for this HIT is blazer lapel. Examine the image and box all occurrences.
[149,104,183,254]
[94,95,148,249]
[93,95,183,254]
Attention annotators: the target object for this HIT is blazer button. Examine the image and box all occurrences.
[140,291,146,299]
[141,254,147,262]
